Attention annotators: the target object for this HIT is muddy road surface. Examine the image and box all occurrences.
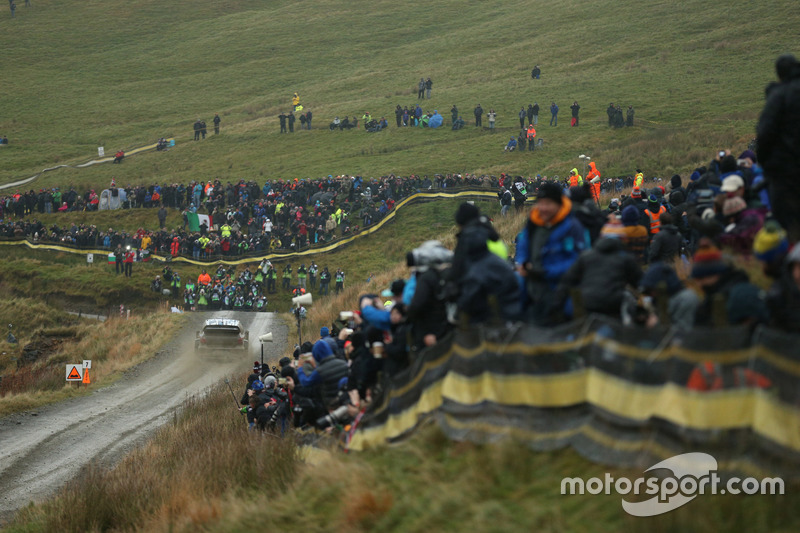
[0,310,287,525]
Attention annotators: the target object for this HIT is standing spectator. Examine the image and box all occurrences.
[114,244,123,275]
[213,113,221,134]
[626,106,635,127]
[418,78,425,99]
[123,247,135,278]
[200,120,207,139]
[516,182,588,325]
[395,105,403,127]
[526,124,536,151]
[450,105,458,125]
[649,212,683,263]
[319,267,330,295]
[570,101,580,126]
[487,109,496,129]
[279,112,287,133]
[527,104,534,125]
[756,54,800,242]
[531,65,541,79]
[158,206,167,229]
[607,103,616,127]
[474,104,483,127]
[614,105,624,128]
[518,107,526,129]
[193,118,201,140]
[288,111,295,133]
[550,102,559,126]
[559,236,643,319]
[425,77,433,99]
[292,92,300,110]
[306,110,312,129]
[10,0,15,17]
[532,102,539,125]
[334,269,345,294]
[499,188,512,217]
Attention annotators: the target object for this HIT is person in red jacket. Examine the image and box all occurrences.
[170,237,180,257]
[123,247,135,277]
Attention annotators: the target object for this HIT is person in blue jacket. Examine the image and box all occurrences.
[515,182,589,324]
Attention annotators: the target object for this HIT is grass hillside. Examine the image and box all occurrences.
[2,0,797,195]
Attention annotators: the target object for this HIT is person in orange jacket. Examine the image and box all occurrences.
[170,237,180,257]
[586,162,602,204]
[568,168,583,188]
[197,269,211,287]
[526,124,536,151]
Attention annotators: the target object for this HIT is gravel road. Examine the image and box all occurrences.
[0,310,287,526]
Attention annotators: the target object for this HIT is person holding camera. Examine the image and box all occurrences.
[406,241,453,349]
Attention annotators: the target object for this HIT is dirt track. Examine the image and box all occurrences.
[0,310,287,526]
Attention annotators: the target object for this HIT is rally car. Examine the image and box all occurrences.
[195,318,249,352]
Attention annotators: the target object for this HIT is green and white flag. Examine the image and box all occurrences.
[187,213,211,232]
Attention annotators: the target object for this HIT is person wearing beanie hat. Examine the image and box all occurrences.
[644,194,667,237]
[516,179,588,325]
[631,187,642,199]
[619,205,649,263]
[722,196,747,217]
[454,201,481,227]
[754,221,790,274]
[639,261,700,330]
[603,198,620,216]
[649,212,683,263]
[558,233,642,318]
[719,196,765,254]
[536,181,564,205]
[692,242,765,326]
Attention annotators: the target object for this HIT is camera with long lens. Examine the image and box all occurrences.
[315,389,352,430]
[406,240,453,270]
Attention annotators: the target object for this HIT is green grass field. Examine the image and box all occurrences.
[2,0,799,530]
[2,0,796,195]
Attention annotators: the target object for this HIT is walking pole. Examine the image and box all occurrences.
[224,378,240,409]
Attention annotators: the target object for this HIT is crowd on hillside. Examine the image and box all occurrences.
[241,53,800,437]
[148,261,344,312]
[0,171,661,261]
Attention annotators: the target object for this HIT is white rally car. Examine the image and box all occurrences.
[195,318,249,352]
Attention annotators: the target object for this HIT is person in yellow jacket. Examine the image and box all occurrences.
[220,223,232,238]
[140,234,152,251]
[569,168,583,188]
[292,92,300,110]
[634,169,644,188]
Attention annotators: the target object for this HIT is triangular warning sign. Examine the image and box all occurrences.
[68,367,82,380]
[82,369,91,384]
